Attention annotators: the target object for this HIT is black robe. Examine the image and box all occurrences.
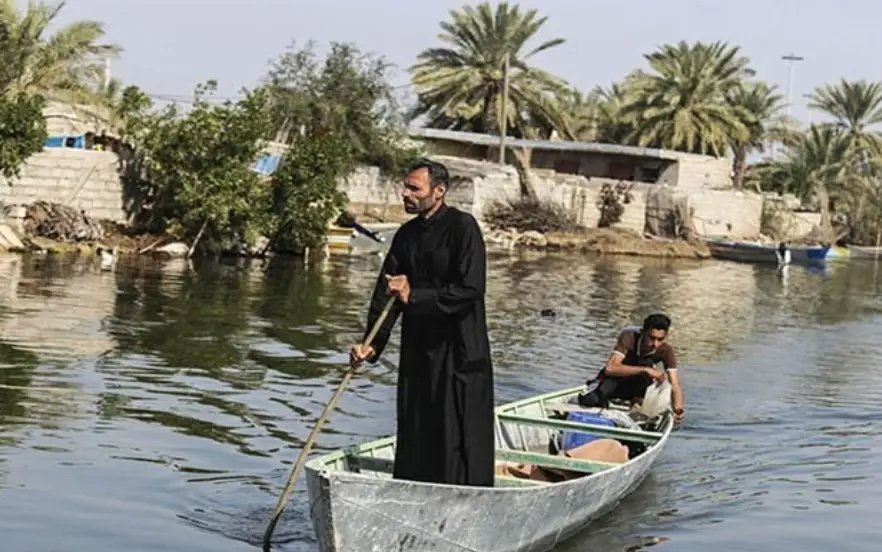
[362,203,495,487]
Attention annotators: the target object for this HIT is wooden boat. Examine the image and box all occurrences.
[304,385,675,552]
[704,237,829,266]
[325,222,398,256]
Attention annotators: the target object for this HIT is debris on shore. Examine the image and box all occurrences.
[23,201,105,242]
[484,227,711,259]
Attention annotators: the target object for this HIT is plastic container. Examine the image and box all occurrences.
[559,411,617,450]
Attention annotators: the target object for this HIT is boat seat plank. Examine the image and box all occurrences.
[495,449,619,474]
[539,399,630,412]
[497,412,660,445]
[542,402,624,415]
[346,454,393,473]
[343,453,550,487]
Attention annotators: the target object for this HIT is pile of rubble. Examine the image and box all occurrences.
[21,201,105,242]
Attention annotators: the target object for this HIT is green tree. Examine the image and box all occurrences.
[122,81,274,252]
[0,92,47,180]
[0,0,121,104]
[619,41,752,157]
[563,74,644,145]
[727,81,785,189]
[265,133,352,254]
[410,1,570,139]
[806,79,882,157]
[264,40,419,175]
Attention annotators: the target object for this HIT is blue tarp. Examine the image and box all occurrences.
[44,135,85,149]
[252,154,281,175]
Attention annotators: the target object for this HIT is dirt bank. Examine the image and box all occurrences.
[485,227,711,259]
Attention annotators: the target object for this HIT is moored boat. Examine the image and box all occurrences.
[704,237,829,266]
[325,222,399,256]
[304,385,674,552]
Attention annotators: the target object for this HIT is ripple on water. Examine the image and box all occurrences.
[1,255,882,551]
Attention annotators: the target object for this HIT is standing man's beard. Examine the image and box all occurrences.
[404,195,434,214]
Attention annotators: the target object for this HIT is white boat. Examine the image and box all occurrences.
[304,385,675,552]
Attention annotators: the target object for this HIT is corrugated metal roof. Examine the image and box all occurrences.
[407,127,683,161]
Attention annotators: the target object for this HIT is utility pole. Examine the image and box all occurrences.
[781,52,804,118]
[103,57,112,89]
[498,52,510,164]
[771,52,803,159]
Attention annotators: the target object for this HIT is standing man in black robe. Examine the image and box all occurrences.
[349,158,495,487]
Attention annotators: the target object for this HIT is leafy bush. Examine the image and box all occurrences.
[121,81,273,251]
[596,181,633,228]
[265,133,352,254]
[0,93,47,181]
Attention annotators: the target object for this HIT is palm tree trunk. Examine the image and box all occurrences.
[814,181,835,245]
[731,145,747,190]
[479,88,496,135]
[512,147,538,201]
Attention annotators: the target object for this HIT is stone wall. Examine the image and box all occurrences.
[674,153,733,191]
[339,155,761,237]
[0,142,756,240]
[0,149,128,223]
[43,101,109,137]
[688,190,764,237]
[411,132,734,190]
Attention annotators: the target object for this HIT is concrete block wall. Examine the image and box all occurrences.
[523,172,647,232]
[338,157,648,234]
[0,149,127,223]
[673,153,732,191]
[689,189,763,238]
[43,101,110,137]
[0,144,754,239]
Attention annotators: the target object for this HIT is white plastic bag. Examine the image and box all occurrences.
[636,379,672,419]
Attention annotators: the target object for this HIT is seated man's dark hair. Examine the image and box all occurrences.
[642,313,671,332]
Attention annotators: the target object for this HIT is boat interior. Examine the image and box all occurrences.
[315,386,672,489]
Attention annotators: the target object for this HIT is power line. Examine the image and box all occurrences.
[141,82,414,104]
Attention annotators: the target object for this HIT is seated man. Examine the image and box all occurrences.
[578,313,685,425]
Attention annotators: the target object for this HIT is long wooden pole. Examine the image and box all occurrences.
[261,296,397,549]
[498,52,510,164]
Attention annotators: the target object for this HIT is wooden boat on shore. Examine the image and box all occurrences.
[304,385,674,552]
[704,237,829,266]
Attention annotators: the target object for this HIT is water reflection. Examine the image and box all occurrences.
[0,250,879,552]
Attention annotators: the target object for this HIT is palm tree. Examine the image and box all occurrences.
[759,125,860,241]
[805,79,882,156]
[0,0,122,104]
[618,41,752,157]
[409,1,570,139]
[727,81,785,189]
[558,87,601,142]
[590,73,646,145]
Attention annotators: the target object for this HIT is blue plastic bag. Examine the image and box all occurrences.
[559,411,616,451]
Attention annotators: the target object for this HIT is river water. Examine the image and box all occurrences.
[0,249,880,552]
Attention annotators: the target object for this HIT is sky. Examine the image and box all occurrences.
[48,0,876,126]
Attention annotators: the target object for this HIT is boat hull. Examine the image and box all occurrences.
[303,386,674,552]
[705,238,829,266]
